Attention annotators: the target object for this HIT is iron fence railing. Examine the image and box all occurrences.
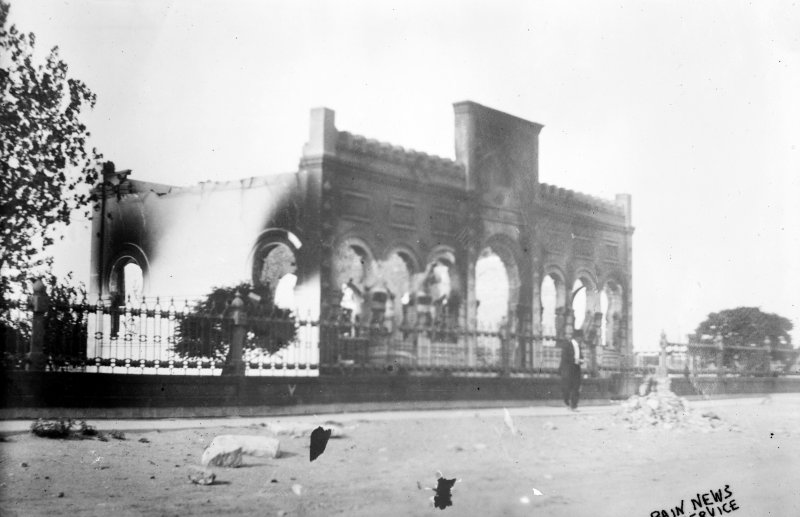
[636,339,792,377]
[5,296,796,378]
[3,297,636,376]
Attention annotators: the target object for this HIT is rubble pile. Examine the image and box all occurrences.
[616,391,734,432]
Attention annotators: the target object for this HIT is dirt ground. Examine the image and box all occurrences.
[1,397,798,516]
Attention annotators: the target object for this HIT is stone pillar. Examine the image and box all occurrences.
[27,279,50,371]
[516,303,532,369]
[563,308,575,339]
[500,316,511,376]
[657,331,672,393]
[223,291,246,376]
[588,311,602,376]
[555,306,566,340]
[463,222,480,368]
[715,333,724,378]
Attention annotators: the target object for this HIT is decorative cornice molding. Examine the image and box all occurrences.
[336,131,465,178]
[538,183,626,216]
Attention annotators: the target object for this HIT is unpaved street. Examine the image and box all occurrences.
[1,396,798,516]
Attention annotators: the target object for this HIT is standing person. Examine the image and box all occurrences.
[559,329,584,411]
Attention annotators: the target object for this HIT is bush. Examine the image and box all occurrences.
[172,282,297,362]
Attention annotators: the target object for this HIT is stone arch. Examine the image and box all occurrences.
[381,245,419,328]
[107,242,150,301]
[250,229,302,310]
[570,267,600,334]
[540,265,567,338]
[106,243,150,338]
[332,236,376,291]
[423,246,462,329]
[599,270,627,349]
[331,235,376,324]
[475,235,521,329]
[384,243,421,277]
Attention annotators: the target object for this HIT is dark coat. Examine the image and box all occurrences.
[559,338,581,375]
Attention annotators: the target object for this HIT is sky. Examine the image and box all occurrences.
[8,0,800,351]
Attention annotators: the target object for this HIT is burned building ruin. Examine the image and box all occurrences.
[90,101,634,373]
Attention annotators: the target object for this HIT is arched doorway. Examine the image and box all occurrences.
[253,241,298,311]
[333,241,373,326]
[540,271,566,341]
[570,273,600,336]
[601,280,624,349]
[475,248,510,330]
[108,257,146,340]
[571,278,587,330]
[383,251,415,330]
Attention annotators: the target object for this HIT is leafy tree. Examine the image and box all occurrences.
[0,1,102,303]
[172,282,297,364]
[694,307,795,369]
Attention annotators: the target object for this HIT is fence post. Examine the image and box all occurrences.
[499,317,511,376]
[223,291,246,376]
[658,331,668,377]
[27,279,50,371]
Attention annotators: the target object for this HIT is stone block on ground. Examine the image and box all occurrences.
[201,435,281,467]
[188,466,217,485]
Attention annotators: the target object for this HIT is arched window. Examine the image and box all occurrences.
[333,242,373,324]
[108,258,144,305]
[571,278,587,330]
[253,241,298,310]
[334,244,371,290]
[108,257,146,338]
[475,248,510,329]
[571,274,600,336]
[383,251,415,328]
[602,280,623,349]
[541,275,558,337]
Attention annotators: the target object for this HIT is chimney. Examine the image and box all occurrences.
[453,101,543,192]
[615,193,632,226]
[303,107,337,158]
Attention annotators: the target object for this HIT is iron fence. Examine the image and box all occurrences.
[636,339,788,377]
[2,296,634,376]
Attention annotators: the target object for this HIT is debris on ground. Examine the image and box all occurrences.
[291,483,303,496]
[616,389,734,431]
[138,437,150,443]
[78,421,98,437]
[30,419,102,440]
[503,408,518,435]
[188,466,216,485]
[109,430,126,440]
[201,435,281,468]
[30,419,73,438]
[542,421,557,431]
